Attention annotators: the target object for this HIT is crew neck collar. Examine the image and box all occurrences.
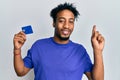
[50,37,72,47]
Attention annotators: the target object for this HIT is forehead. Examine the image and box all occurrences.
[56,9,74,19]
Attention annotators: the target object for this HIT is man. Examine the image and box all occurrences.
[13,2,105,80]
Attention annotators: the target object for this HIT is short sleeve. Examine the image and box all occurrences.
[83,50,93,73]
[23,49,33,69]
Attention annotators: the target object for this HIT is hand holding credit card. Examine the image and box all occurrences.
[22,25,33,34]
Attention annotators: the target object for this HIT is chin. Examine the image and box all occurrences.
[55,32,70,41]
[59,36,70,41]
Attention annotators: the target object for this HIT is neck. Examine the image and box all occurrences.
[53,36,69,44]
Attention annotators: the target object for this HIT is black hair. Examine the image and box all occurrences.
[50,2,80,22]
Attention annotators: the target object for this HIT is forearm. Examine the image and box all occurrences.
[13,49,26,76]
[92,50,104,80]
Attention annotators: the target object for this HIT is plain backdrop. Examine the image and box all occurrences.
[0,0,120,80]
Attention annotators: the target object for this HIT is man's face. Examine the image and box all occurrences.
[54,9,75,40]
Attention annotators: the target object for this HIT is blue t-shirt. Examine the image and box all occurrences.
[23,37,93,80]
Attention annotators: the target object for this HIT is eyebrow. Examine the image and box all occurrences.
[58,17,75,21]
[58,17,65,20]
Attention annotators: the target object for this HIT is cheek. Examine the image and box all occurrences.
[70,25,74,31]
[55,25,61,33]
[56,24,63,30]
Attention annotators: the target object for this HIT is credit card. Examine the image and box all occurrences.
[22,25,33,34]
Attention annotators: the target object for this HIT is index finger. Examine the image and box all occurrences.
[19,31,26,35]
[92,25,96,35]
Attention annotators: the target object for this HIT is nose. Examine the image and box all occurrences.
[63,21,69,29]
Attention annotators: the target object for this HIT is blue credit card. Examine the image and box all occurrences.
[22,25,33,34]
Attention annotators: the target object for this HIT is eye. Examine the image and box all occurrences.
[59,19,65,23]
[69,20,74,24]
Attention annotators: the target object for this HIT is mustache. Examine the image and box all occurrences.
[61,29,72,32]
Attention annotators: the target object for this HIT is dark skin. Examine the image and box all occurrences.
[13,9,105,80]
[52,9,104,80]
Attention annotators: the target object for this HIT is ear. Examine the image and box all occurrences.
[52,22,55,28]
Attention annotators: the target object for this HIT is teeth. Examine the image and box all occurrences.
[63,30,69,35]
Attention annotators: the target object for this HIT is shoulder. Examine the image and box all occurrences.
[71,41,86,50]
[35,37,51,43]
[31,37,51,48]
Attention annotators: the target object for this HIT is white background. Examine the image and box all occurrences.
[0,0,120,80]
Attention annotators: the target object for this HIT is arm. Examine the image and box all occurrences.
[90,25,105,80]
[13,31,30,76]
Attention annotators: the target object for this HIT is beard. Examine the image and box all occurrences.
[56,33,70,41]
[55,29,70,41]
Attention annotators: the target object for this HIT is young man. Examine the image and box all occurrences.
[13,3,105,80]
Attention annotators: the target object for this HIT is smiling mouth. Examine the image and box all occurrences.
[61,29,70,35]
